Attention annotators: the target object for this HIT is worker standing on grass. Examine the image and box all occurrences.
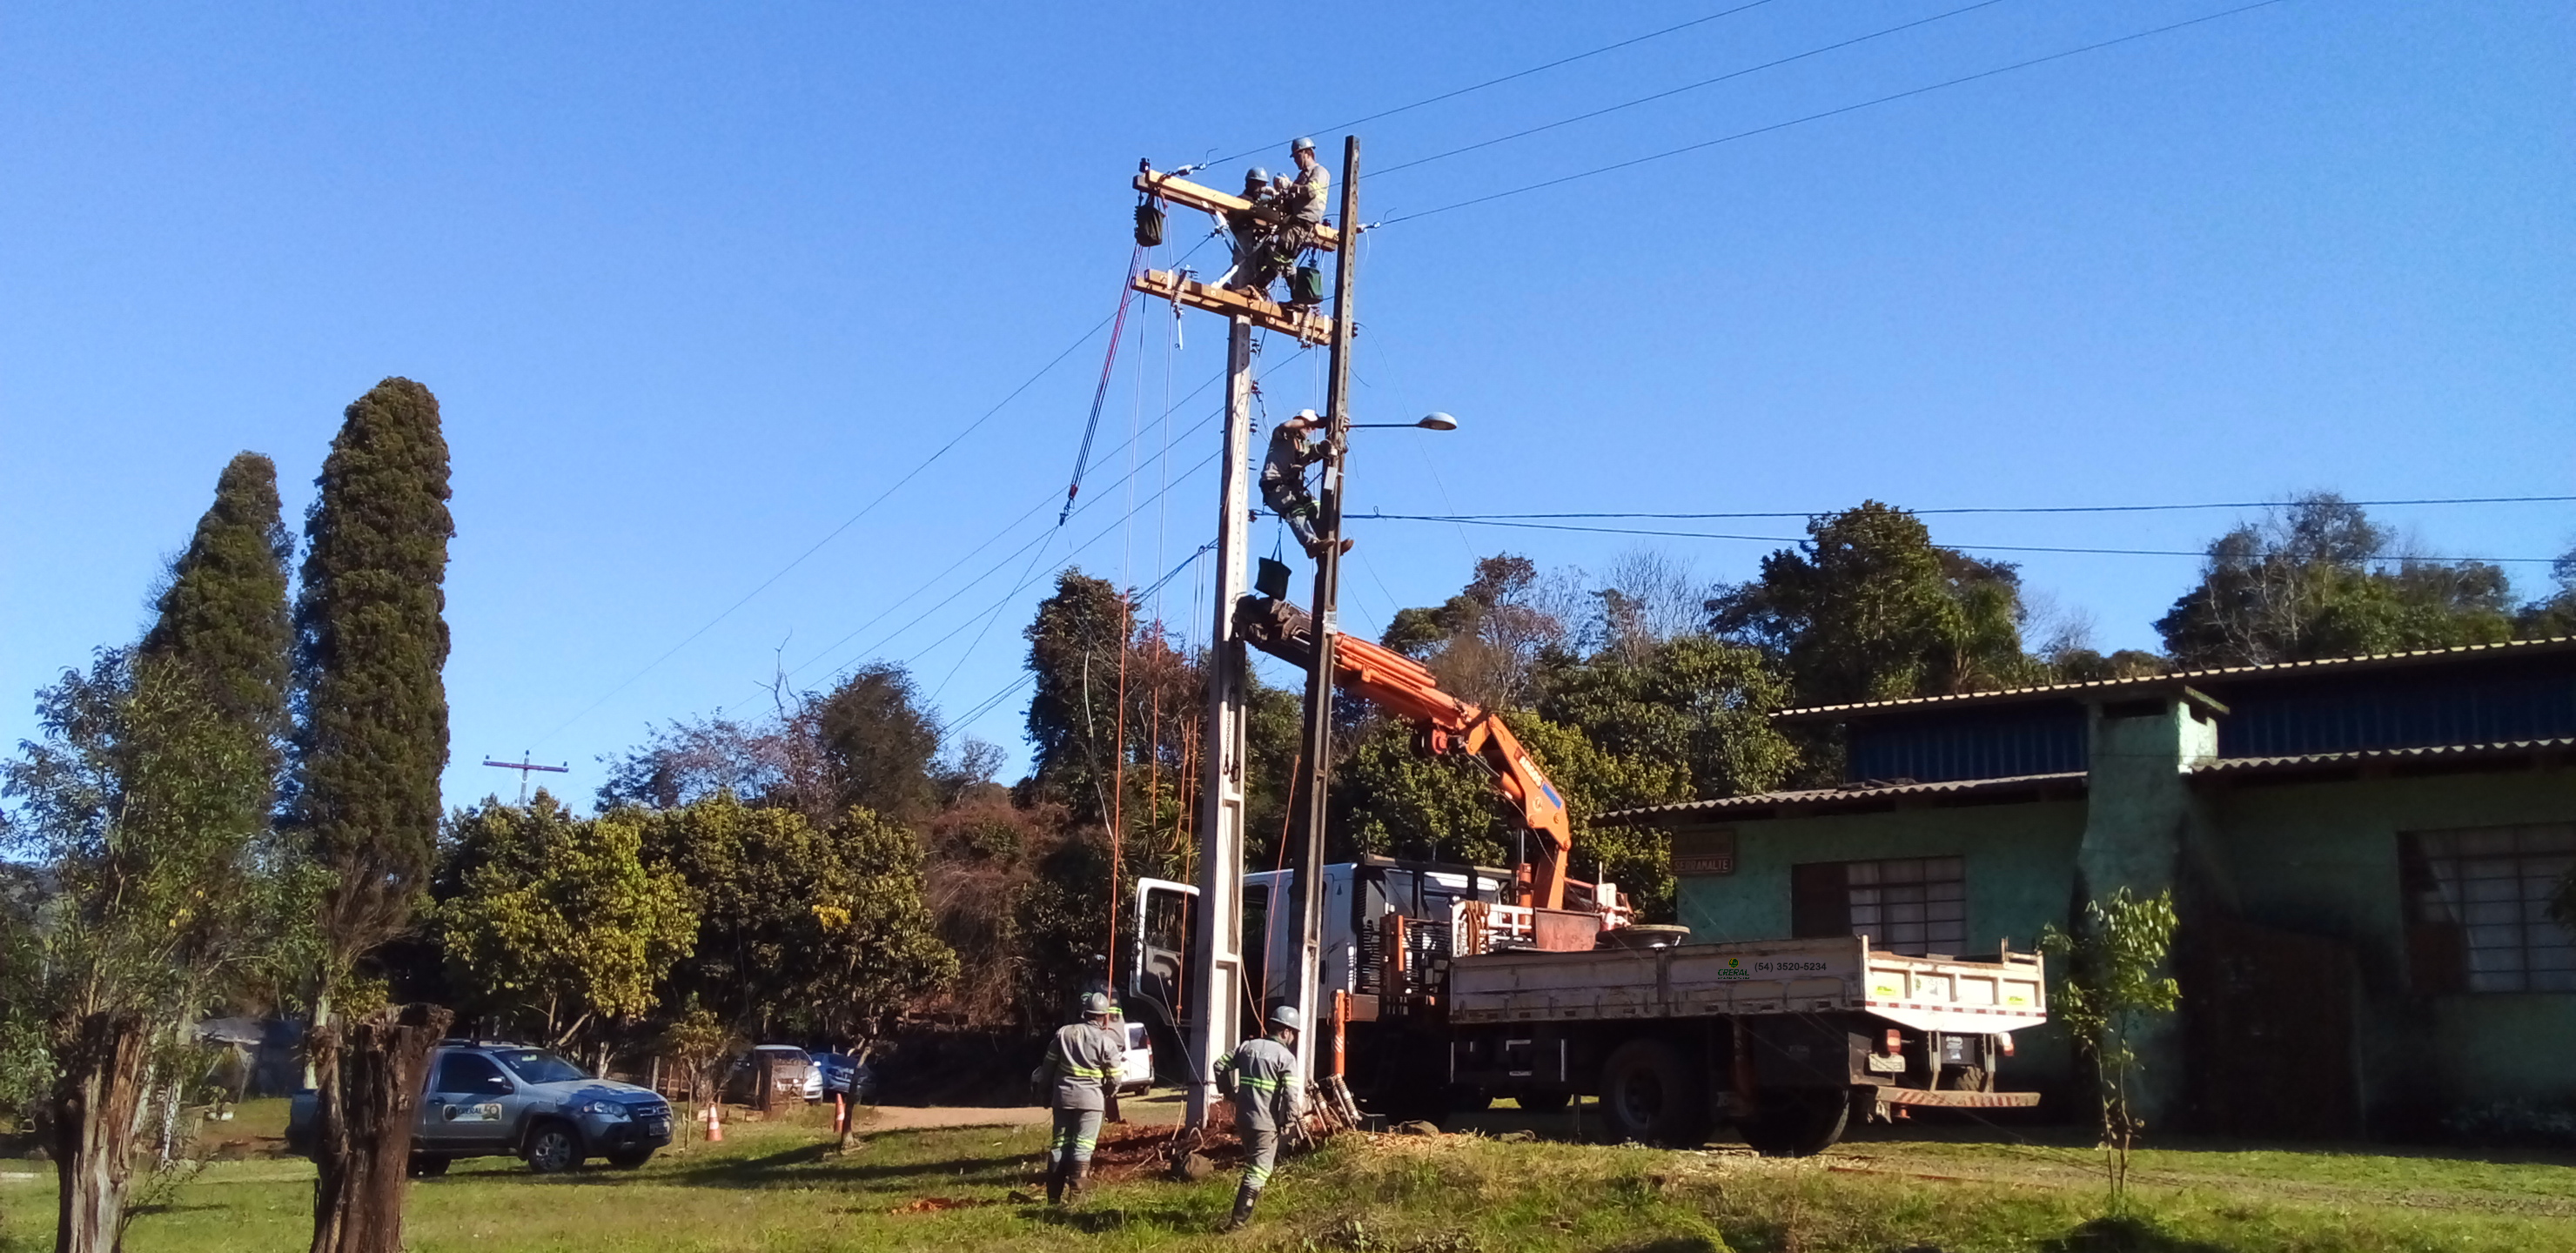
[1215,1005,1304,1232]
[1260,411,1350,559]
[1036,992,1124,1205]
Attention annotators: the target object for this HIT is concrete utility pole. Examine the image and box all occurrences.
[1287,135,1361,1085]
[1124,145,1357,1126]
[1181,316,1256,1129]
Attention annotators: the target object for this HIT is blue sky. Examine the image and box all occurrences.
[3,1,2570,809]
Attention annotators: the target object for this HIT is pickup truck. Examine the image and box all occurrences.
[289,1042,673,1175]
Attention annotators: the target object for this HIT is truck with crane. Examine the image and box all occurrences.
[1135,596,2049,1156]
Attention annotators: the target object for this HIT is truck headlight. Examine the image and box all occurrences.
[574,1100,630,1120]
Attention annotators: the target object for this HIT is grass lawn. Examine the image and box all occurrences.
[3,1099,2572,1252]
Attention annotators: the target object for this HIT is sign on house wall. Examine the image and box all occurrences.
[1672,828,1737,876]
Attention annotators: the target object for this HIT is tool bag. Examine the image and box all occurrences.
[1134,203,1165,247]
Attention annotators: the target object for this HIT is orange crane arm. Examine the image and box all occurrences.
[1235,597,1575,910]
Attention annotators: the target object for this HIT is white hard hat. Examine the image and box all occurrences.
[1271,1005,1303,1033]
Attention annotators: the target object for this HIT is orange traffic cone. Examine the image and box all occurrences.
[703,1102,725,1143]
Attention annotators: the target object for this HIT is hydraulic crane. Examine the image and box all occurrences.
[1232,595,1577,912]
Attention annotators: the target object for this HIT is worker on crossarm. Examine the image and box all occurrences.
[1036,992,1123,1204]
[1216,1004,1304,1232]
[1225,167,1281,297]
[1259,410,1351,560]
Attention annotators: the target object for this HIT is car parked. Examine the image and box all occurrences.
[1117,1019,1153,1096]
[286,1042,672,1175]
[725,1044,821,1105]
[812,1051,877,1103]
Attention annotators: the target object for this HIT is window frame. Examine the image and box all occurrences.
[1788,854,1968,957]
[2399,823,2576,995]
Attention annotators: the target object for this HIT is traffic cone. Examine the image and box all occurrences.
[703,1102,725,1143]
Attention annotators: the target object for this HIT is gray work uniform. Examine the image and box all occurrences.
[1259,425,1324,550]
[1215,1035,1301,1190]
[1042,1020,1123,1165]
[1274,163,1330,269]
[1227,191,1282,294]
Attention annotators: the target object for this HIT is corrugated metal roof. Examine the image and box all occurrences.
[1600,771,2087,822]
[1774,636,2576,723]
[2192,737,2576,774]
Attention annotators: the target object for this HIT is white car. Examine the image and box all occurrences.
[728,1044,822,1104]
[1116,1020,1153,1096]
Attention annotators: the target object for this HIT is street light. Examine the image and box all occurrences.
[1345,412,1459,431]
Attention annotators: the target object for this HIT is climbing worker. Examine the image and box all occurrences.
[1258,410,1351,560]
[1036,992,1124,1205]
[1224,167,1282,297]
[1215,1004,1305,1233]
[1270,137,1331,304]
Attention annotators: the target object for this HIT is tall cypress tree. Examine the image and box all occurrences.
[292,378,454,977]
[143,451,294,789]
[292,379,455,1253]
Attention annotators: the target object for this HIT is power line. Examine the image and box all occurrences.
[1208,0,1789,167]
[1381,0,2289,225]
[1361,495,2576,522]
[933,539,1218,740]
[1375,0,2012,178]
[1355,513,2562,564]
[529,311,1121,748]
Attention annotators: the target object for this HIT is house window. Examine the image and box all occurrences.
[1790,856,1966,956]
[2401,824,2576,994]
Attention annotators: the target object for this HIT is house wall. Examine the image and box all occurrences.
[1672,799,2091,1097]
[2205,766,2576,1123]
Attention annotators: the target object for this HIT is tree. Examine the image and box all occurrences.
[290,378,454,1253]
[1708,503,2038,708]
[811,664,942,827]
[1382,554,1577,710]
[3,651,292,1253]
[1022,571,1135,824]
[434,794,696,1049]
[2516,545,2576,640]
[140,452,293,774]
[2155,493,2518,667]
[2039,888,2181,1215]
[640,794,955,1042]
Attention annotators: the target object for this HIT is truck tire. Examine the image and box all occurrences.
[524,1121,584,1174]
[1600,1039,1708,1146]
[1738,1087,1848,1157]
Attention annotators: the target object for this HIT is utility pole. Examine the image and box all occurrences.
[1287,135,1360,1085]
[1126,151,1349,1132]
[1182,315,1256,1129]
[482,752,569,804]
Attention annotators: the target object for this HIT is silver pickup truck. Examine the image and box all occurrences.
[290,1042,674,1175]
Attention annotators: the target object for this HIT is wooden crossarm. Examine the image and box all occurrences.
[1131,270,1333,344]
[1135,171,1344,252]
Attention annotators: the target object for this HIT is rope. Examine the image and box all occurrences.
[1061,245,1147,525]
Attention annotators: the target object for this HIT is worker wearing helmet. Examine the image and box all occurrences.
[1267,137,1330,305]
[1224,166,1283,297]
[1259,410,1350,560]
[1214,1004,1305,1232]
[1036,992,1124,1204]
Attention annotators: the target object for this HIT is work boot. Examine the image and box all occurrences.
[1045,1158,1065,1206]
[1065,1160,1091,1204]
[1305,537,1354,559]
[1224,1183,1261,1232]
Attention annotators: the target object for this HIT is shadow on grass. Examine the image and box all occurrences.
[551,1145,1032,1193]
[1612,1238,1722,1253]
[2041,1216,2231,1253]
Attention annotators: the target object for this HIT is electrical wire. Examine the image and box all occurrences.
[530,311,1124,748]
[1205,0,1790,167]
[1355,513,2562,564]
[1364,495,2576,521]
[1374,0,2013,178]
[1380,0,2290,225]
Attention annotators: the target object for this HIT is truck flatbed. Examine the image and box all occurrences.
[1448,935,2047,1036]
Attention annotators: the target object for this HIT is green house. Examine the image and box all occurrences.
[1607,638,2576,1138]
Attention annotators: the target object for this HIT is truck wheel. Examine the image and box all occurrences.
[1516,1089,1571,1114]
[524,1122,584,1174]
[1738,1087,1848,1157]
[1600,1039,1708,1147]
